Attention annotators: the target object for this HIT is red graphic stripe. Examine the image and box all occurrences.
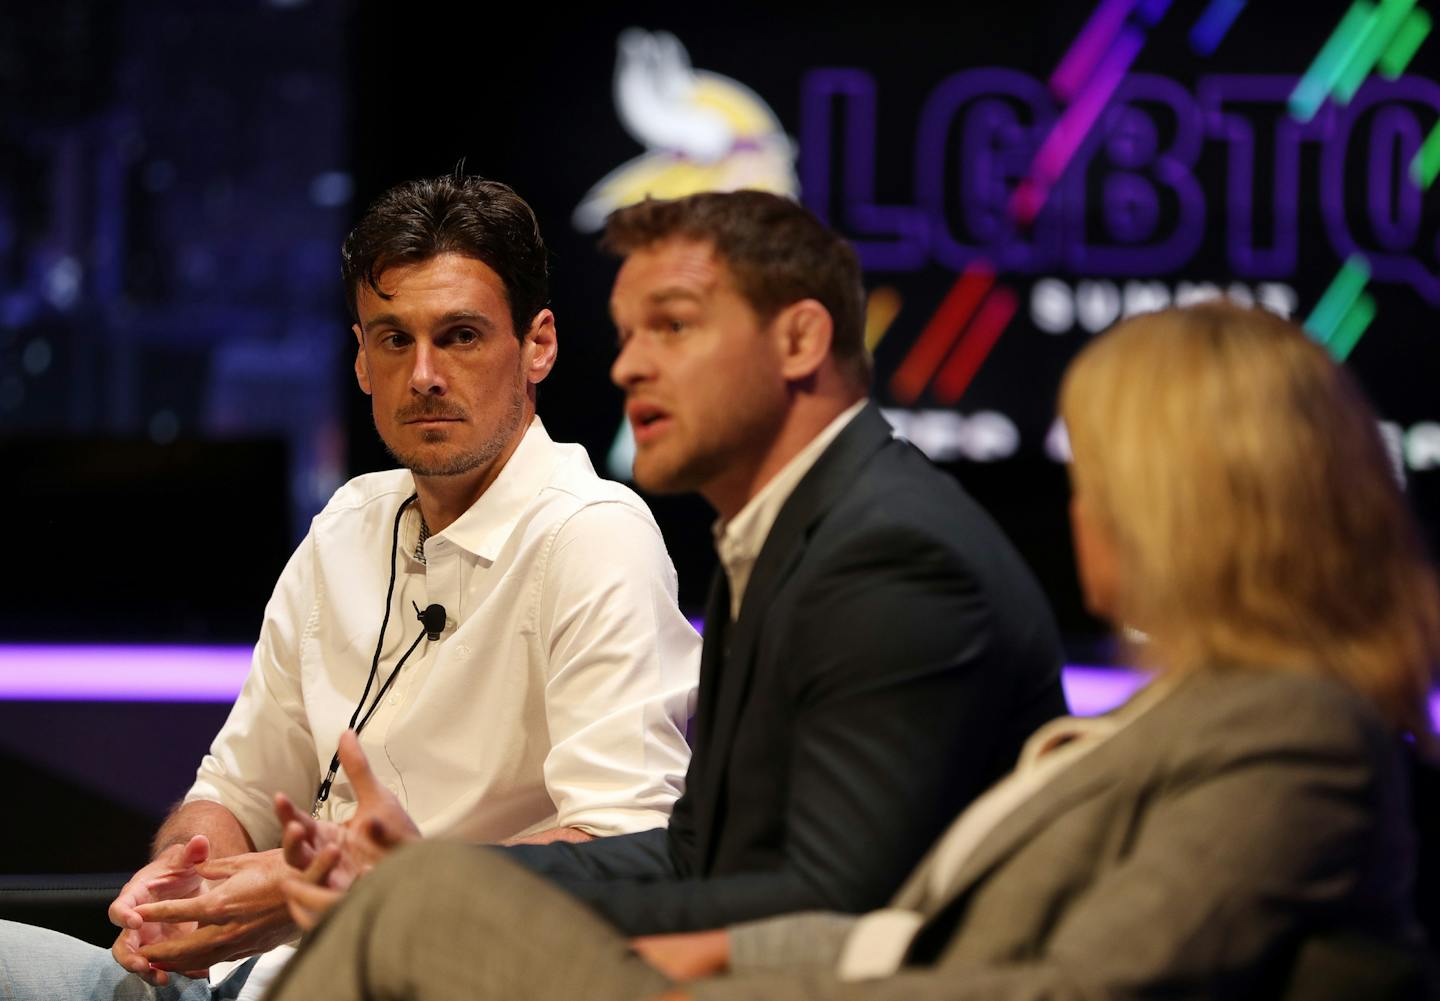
[933,285,1018,405]
[888,261,995,405]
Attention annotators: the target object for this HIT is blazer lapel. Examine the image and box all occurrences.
[689,567,730,865]
[695,404,896,869]
[909,679,1193,920]
[917,751,1122,913]
[691,567,730,753]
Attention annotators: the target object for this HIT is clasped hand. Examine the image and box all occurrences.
[109,836,295,984]
[108,730,419,982]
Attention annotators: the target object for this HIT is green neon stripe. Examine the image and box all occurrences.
[1327,292,1376,361]
[1290,1,1377,121]
[1305,256,1372,342]
[1410,120,1440,189]
[1333,0,1418,103]
[1379,7,1432,77]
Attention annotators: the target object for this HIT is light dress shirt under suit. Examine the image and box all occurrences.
[188,417,699,993]
[712,399,866,620]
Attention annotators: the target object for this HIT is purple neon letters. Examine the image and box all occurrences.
[801,69,1440,303]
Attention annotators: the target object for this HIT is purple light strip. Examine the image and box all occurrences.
[1050,0,1140,101]
[0,645,252,703]
[1061,664,1152,715]
[3,646,1437,730]
[1013,25,1147,224]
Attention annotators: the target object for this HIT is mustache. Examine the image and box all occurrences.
[397,401,468,422]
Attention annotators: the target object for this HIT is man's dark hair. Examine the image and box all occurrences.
[601,191,871,384]
[342,175,549,339]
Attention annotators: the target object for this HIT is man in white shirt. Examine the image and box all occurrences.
[0,175,699,1000]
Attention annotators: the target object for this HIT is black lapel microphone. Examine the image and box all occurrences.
[418,602,446,641]
[311,495,448,816]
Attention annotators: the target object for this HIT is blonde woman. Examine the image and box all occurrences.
[264,303,1439,1001]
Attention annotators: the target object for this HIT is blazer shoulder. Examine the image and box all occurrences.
[1156,669,1397,773]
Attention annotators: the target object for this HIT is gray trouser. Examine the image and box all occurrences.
[264,841,672,1001]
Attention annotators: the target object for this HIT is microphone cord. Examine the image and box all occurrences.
[311,492,434,816]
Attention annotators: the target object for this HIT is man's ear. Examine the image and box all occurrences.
[521,309,558,385]
[773,299,833,382]
[352,324,372,395]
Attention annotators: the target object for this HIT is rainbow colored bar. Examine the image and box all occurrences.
[1411,120,1440,189]
[1379,7,1432,76]
[1290,1,1378,121]
[1015,26,1146,224]
[1291,0,1432,120]
[1327,292,1377,361]
[1050,0,1139,101]
[1190,0,1247,55]
[1305,256,1371,338]
[1332,0,1419,103]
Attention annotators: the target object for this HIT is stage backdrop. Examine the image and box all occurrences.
[1,0,1436,650]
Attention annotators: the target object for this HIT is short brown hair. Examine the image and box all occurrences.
[1060,301,1440,744]
[342,175,548,340]
[602,191,871,384]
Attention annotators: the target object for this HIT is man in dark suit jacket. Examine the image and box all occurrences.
[266,191,1065,994]
[500,191,1065,937]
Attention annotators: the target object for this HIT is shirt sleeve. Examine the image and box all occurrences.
[534,499,700,836]
[182,531,320,849]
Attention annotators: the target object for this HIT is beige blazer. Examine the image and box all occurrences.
[698,669,1418,1001]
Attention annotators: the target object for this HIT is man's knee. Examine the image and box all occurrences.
[356,841,570,932]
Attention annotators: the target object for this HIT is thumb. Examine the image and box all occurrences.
[181,835,210,868]
[337,730,383,803]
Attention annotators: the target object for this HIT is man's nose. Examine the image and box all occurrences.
[610,336,652,390]
[410,342,446,395]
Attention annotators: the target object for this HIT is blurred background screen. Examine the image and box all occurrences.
[1,1,1437,874]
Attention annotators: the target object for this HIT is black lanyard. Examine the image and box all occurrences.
[311,493,434,816]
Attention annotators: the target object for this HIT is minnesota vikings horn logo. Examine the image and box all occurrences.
[573,29,799,231]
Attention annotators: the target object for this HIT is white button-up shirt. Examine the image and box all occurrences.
[185,417,700,848]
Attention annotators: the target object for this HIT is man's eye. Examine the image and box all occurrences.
[453,327,480,344]
[382,333,411,349]
[667,319,687,334]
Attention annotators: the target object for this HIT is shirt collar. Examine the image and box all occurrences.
[712,398,867,590]
[403,416,561,565]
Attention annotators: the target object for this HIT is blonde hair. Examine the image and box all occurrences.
[1059,301,1440,742]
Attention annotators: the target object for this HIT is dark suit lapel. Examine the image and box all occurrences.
[696,404,895,868]
[688,567,730,866]
[691,567,730,752]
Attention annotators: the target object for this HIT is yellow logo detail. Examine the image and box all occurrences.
[573,29,799,232]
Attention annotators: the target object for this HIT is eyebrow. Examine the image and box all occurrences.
[609,286,708,327]
[363,310,498,334]
[646,288,704,305]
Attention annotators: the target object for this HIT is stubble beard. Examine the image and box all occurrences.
[381,384,527,478]
[631,396,778,500]
[633,437,721,496]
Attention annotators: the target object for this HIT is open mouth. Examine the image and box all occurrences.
[627,403,671,442]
